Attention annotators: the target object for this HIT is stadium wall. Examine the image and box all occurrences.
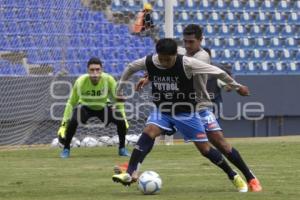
[0,75,299,144]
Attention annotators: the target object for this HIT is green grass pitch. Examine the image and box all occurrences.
[0,136,299,200]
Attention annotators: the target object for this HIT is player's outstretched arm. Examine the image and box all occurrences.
[185,57,244,91]
[117,57,147,95]
[57,80,79,140]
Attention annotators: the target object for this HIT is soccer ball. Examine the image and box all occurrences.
[81,136,98,147]
[50,138,63,148]
[70,137,80,148]
[99,136,113,146]
[110,135,119,146]
[138,171,162,195]
[126,134,140,146]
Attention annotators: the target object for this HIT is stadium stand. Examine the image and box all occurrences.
[0,0,155,75]
[0,0,299,75]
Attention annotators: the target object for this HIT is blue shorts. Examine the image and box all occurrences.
[199,109,222,132]
[146,111,208,142]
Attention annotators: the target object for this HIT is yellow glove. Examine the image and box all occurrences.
[113,103,129,129]
[57,122,67,144]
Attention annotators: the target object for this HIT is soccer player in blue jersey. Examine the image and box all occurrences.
[115,25,262,192]
[112,38,253,192]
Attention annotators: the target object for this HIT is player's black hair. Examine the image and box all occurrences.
[87,57,102,68]
[203,47,211,58]
[183,24,203,40]
[156,38,177,55]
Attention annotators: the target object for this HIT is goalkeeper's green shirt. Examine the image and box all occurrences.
[62,73,125,123]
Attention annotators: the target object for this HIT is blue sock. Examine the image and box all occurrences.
[127,133,155,175]
[204,148,237,180]
[226,148,255,182]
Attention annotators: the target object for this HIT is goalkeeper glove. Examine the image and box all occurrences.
[57,122,67,145]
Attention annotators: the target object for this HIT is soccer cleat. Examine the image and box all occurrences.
[248,178,262,192]
[118,148,131,157]
[112,173,133,186]
[232,174,248,192]
[113,162,128,174]
[60,149,70,159]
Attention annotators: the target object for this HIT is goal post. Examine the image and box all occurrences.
[162,0,175,145]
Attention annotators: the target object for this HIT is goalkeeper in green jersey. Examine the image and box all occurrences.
[58,57,130,158]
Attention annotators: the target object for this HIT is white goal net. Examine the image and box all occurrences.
[0,0,169,146]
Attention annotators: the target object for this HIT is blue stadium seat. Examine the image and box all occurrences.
[210,38,223,49]
[281,49,292,61]
[288,62,300,73]
[5,21,18,34]
[247,61,262,74]
[154,0,164,11]
[239,38,254,49]
[245,0,258,11]
[296,51,300,61]
[234,24,247,36]
[142,37,154,47]
[0,35,9,49]
[124,0,140,11]
[175,24,183,37]
[204,24,218,36]
[152,11,161,23]
[261,0,274,11]
[269,37,283,49]
[193,11,206,24]
[207,12,222,24]
[229,0,243,11]
[277,0,291,12]
[232,61,247,74]
[172,0,179,9]
[226,38,238,49]
[222,49,235,61]
[12,64,27,75]
[287,12,299,25]
[285,38,297,49]
[281,24,294,36]
[252,49,264,61]
[250,25,263,37]
[264,62,275,73]
[289,50,299,60]
[224,12,237,24]
[256,11,271,24]
[265,24,278,37]
[265,49,278,61]
[274,62,289,74]
[0,65,14,75]
[215,0,228,11]
[296,1,300,11]
[209,49,218,61]
[65,62,80,75]
[184,0,196,11]
[237,49,249,61]
[240,12,255,23]
[0,21,5,33]
[111,0,122,11]
[202,39,211,48]
[255,38,267,49]
[198,0,212,11]
[273,12,286,24]
[219,24,232,36]
[178,11,190,23]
